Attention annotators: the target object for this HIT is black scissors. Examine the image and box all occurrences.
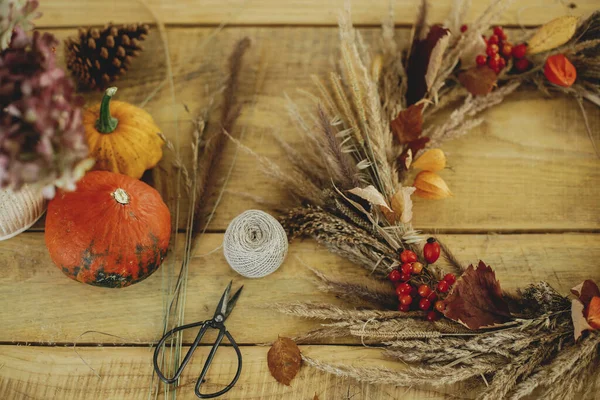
[153,281,244,398]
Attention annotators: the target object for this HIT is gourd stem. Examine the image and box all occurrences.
[96,87,119,134]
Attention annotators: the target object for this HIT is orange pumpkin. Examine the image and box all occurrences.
[83,87,164,179]
[45,171,171,288]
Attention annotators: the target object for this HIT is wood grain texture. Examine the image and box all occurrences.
[36,0,598,27]
[0,344,482,400]
[29,26,600,233]
[1,232,598,344]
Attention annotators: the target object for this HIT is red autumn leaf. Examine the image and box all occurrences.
[406,25,451,105]
[571,280,600,309]
[588,296,600,329]
[391,103,424,144]
[267,337,302,386]
[458,66,498,96]
[443,261,512,330]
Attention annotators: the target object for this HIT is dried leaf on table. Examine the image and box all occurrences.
[349,185,392,212]
[391,103,424,144]
[443,261,512,329]
[458,67,497,96]
[527,15,579,55]
[406,25,451,105]
[268,337,302,386]
[572,299,594,340]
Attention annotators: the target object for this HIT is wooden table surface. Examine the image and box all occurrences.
[1,1,600,399]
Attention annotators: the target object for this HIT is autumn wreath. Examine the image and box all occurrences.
[232,1,600,398]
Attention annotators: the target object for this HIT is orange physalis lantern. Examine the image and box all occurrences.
[544,54,577,87]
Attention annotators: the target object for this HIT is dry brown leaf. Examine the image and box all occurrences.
[571,280,600,307]
[349,185,392,212]
[527,16,579,55]
[443,261,512,329]
[406,25,450,105]
[425,30,451,90]
[391,103,424,144]
[267,337,302,386]
[572,299,594,340]
[392,186,416,224]
[458,67,497,96]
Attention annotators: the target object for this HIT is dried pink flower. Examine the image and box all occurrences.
[0,0,41,50]
[0,27,91,196]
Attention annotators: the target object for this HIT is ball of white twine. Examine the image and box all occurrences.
[223,210,288,278]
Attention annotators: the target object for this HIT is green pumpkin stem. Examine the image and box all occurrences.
[96,87,119,134]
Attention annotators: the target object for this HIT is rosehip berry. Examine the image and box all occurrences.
[486,44,499,57]
[493,26,504,37]
[515,58,530,72]
[400,294,413,306]
[427,310,441,322]
[512,43,527,59]
[488,56,500,70]
[396,283,412,296]
[401,262,414,275]
[418,285,432,298]
[423,238,441,264]
[412,262,424,274]
[410,286,419,297]
[400,273,412,282]
[501,44,512,58]
[399,304,411,312]
[444,273,457,286]
[427,291,438,302]
[388,269,401,282]
[419,298,432,311]
[437,280,450,293]
[460,24,468,33]
[476,54,487,66]
[435,300,446,313]
[488,34,499,45]
[498,57,506,69]
[400,249,418,263]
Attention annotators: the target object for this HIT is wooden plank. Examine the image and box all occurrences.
[0,344,471,400]
[30,27,600,232]
[1,232,599,345]
[36,0,598,27]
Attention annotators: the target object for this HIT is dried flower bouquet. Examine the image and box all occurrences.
[234,0,600,398]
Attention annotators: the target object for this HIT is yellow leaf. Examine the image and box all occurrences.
[527,16,578,55]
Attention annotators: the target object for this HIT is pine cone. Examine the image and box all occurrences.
[65,23,149,90]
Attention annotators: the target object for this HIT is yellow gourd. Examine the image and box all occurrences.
[83,87,164,179]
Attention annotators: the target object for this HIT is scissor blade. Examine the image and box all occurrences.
[224,286,244,320]
[213,281,232,320]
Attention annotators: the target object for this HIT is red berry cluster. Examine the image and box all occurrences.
[387,238,457,322]
[464,25,530,74]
